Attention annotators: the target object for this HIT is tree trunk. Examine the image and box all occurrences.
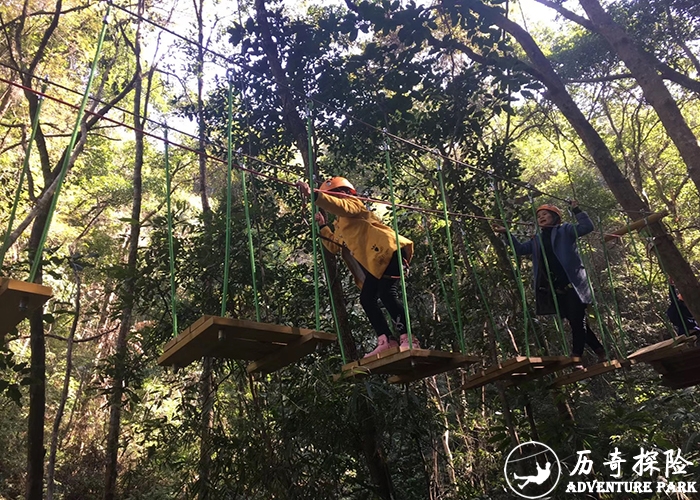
[103,7,145,497]
[467,0,700,323]
[26,211,48,500]
[195,0,211,215]
[46,263,81,500]
[253,3,394,496]
[577,0,700,196]
[198,357,214,499]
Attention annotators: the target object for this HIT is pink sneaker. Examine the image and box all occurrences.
[363,334,398,358]
[399,334,421,349]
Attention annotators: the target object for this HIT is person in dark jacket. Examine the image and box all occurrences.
[494,201,606,365]
[667,283,700,337]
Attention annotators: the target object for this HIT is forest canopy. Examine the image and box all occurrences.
[1,0,699,498]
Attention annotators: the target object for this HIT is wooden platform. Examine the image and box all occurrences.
[550,360,628,388]
[460,356,574,390]
[628,335,697,364]
[335,347,480,383]
[0,277,53,342]
[645,342,700,390]
[158,315,336,373]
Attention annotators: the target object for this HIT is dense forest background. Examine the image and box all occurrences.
[1,0,700,498]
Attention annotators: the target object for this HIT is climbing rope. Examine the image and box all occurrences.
[436,160,466,354]
[29,6,110,282]
[164,127,178,337]
[0,84,46,268]
[383,133,413,346]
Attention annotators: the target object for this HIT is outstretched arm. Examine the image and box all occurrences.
[494,225,534,256]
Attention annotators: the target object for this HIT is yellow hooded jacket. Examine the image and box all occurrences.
[315,191,414,287]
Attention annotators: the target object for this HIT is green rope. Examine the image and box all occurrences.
[1,84,46,268]
[492,182,533,356]
[317,232,346,364]
[527,199,567,352]
[305,102,321,330]
[423,216,458,340]
[577,237,620,358]
[626,220,675,337]
[240,163,261,322]
[383,135,413,345]
[645,230,686,337]
[568,210,620,359]
[221,76,234,318]
[597,218,631,347]
[436,162,465,354]
[29,7,110,282]
[457,221,502,351]
[164,127,178,337]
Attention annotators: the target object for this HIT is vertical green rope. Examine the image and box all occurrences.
[597,218,630,346]
[240,162,261,322]
[436,162,465,354]
[164,127,178,337]
[423,215,458,338]
[1,84,46,268]
[221,75,234,318]
[625,220,675,337]
[567,210,618,359]
[646,230,686,338]
[527,199,567,351]
[317,235,346,364]
[382,134,413,345]
[492,183,532,356]
[577,237,619,358]
[305,102,321,330]
[457,222,502,351]
[29,7,110,282]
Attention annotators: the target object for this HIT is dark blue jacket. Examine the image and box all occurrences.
[507,211,594,305]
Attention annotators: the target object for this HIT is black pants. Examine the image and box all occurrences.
[359,252,408,339]
[556,287,603,357]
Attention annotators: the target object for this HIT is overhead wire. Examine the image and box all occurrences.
[104,0,650,219]
[2,76,544,231]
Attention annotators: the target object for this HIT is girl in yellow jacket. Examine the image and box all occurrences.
[296,177,420,358]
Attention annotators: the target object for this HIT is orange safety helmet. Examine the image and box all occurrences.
[536,204,562,218]
[319,176,356,195]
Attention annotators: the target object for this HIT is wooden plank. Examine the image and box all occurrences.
[159,315,334,369]
[460,357,534,390]
[604,211,668,242]
[0,278,53,341]
[506,356,577,385]
[335,348,478,382]
[649,347,700,375]
[551,360,623,388]
[628,335,696,363]
[246,331,336,374]
[387,354,480,384]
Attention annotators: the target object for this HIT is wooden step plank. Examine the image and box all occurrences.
[649,347,700,375]
[387,354,480,384]
[460,357,534,390]
[335,348,478,382]
[159,315,334,369]
[246,331,336,374]
[0,278,53,341]
[507,356,577,385]
[550,360,624,388]
[628,336,696,363]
